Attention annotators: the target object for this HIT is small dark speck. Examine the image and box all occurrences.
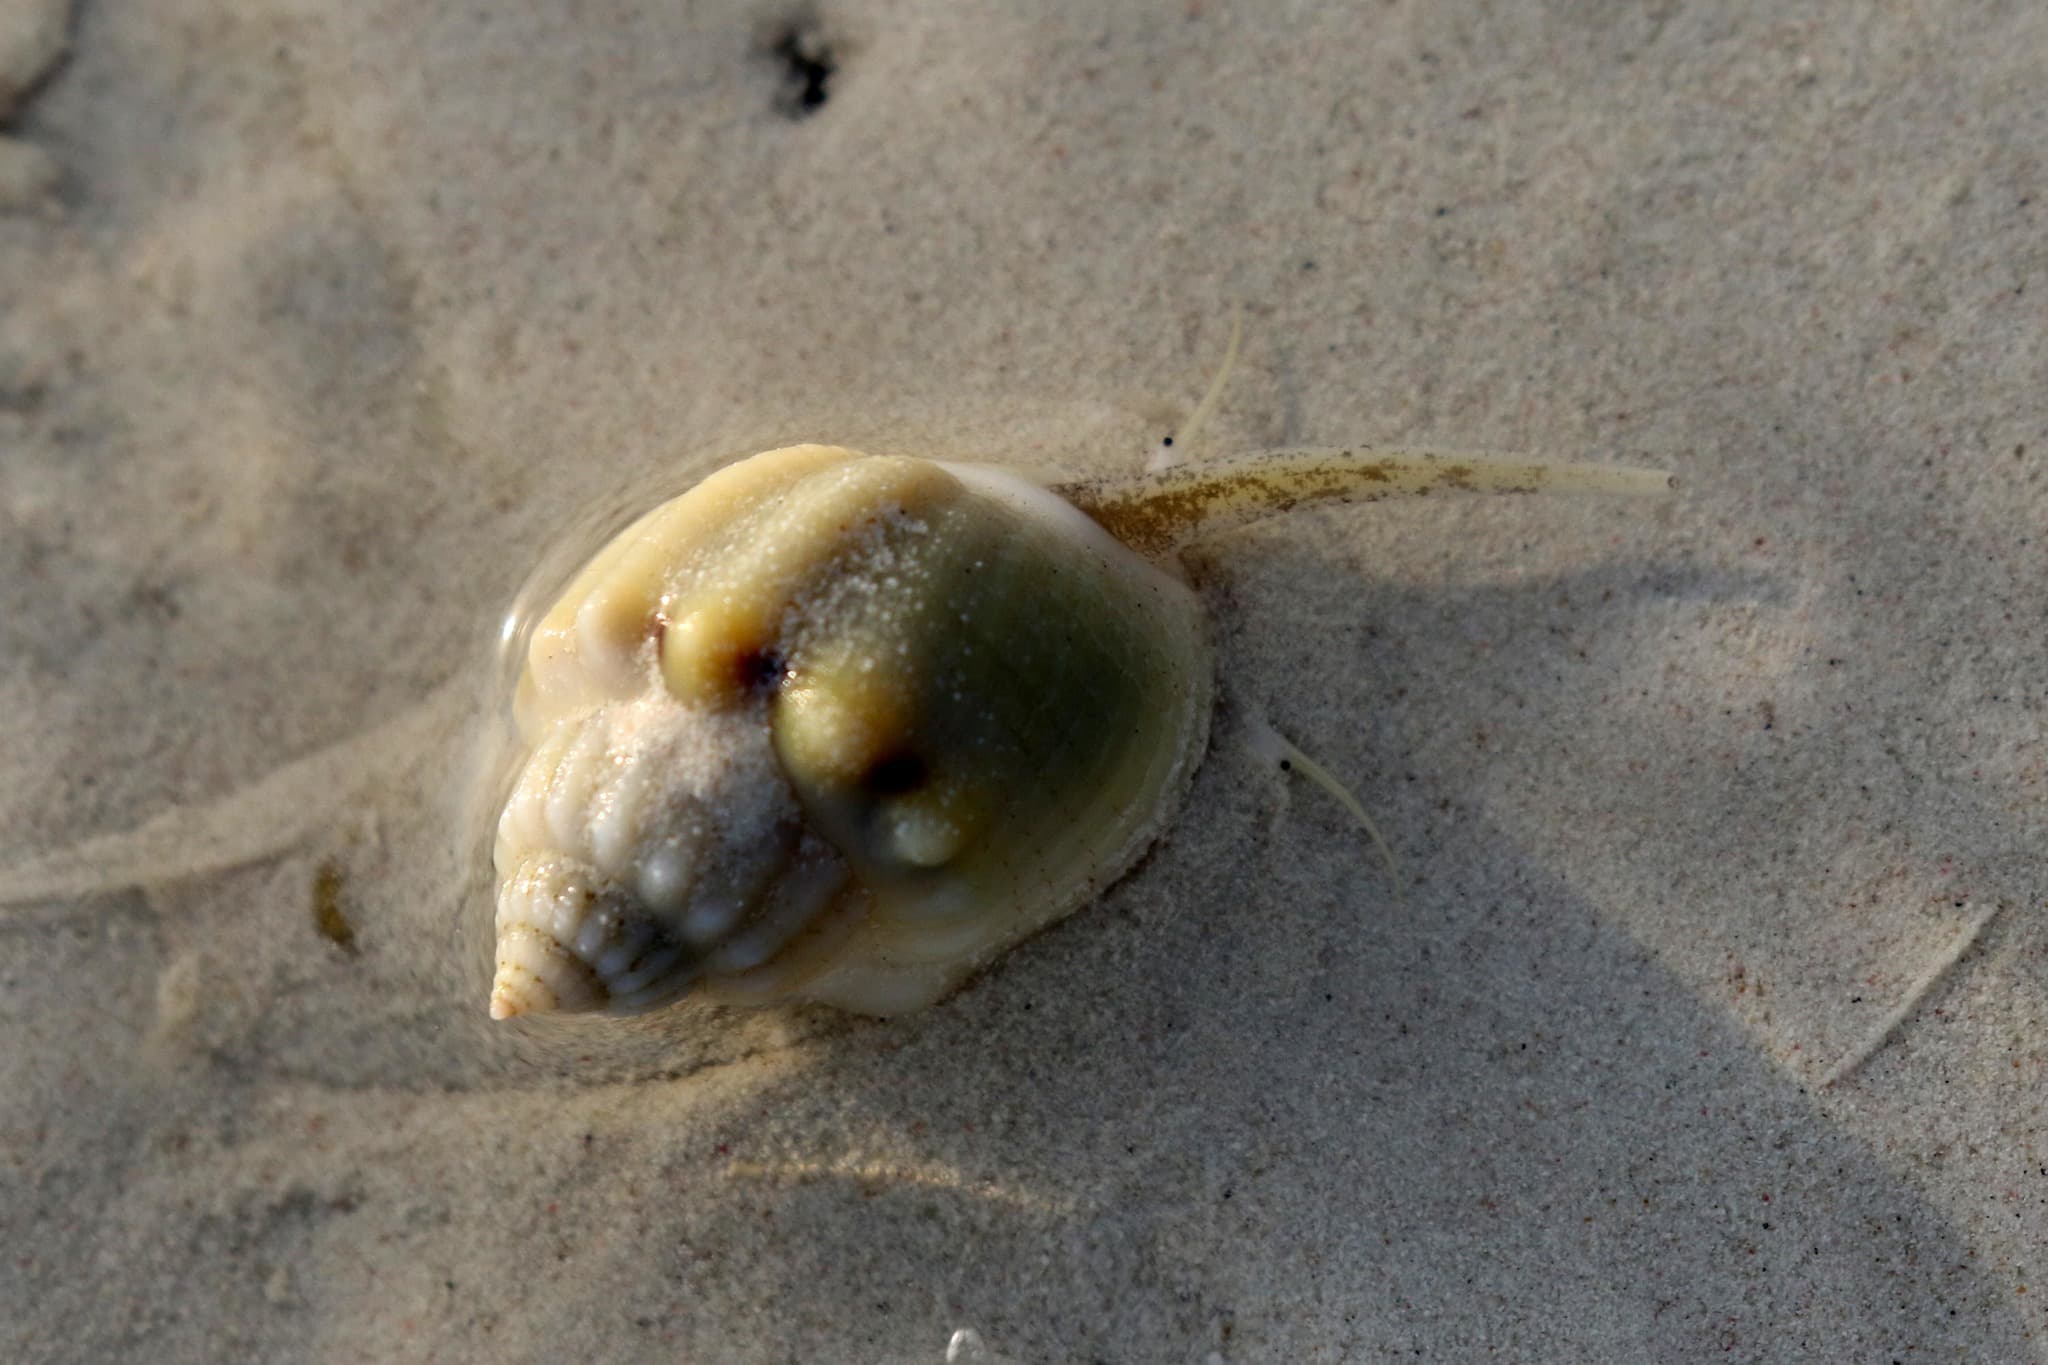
[0,382,47,415]
[312,859,358,956]
[865,751,928,796]
[1433,205,1450,217]
[767,19,836,119]
[736,648,787,694]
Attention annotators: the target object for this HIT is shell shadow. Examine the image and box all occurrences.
[479,792,2030,1359]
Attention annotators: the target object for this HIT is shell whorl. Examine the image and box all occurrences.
[489,680,861,1017]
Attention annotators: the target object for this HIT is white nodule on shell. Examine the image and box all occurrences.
[879,803,964,869]
[701,846,849,973]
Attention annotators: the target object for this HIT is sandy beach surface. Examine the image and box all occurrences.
[4,0,2043,1360]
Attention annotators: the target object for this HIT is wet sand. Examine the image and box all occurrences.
[4,1,2043,1359]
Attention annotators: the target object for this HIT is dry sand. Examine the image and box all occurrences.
[3,0,2044,1360]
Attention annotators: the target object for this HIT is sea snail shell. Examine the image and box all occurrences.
[487,441,1671,1020]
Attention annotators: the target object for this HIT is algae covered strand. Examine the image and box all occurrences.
[1057,447,1676,561]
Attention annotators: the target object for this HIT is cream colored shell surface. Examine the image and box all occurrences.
[490,445,1212,1018]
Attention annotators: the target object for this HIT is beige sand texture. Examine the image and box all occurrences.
[4,0,2044,1359]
